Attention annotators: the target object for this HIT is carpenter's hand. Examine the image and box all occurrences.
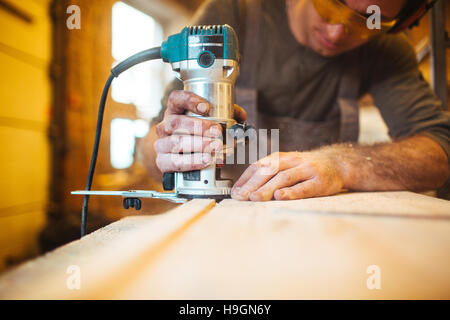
[154,90,247,173]
[231,151,345,201]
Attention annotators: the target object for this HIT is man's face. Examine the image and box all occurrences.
[288,0,406,56]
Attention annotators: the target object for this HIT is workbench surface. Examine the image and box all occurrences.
[1,191,449,299]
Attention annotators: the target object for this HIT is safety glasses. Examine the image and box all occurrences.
[311,0,398,39]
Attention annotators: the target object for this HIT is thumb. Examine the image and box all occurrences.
[233,104,247,122]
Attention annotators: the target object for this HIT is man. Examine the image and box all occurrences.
[141,0,449,201]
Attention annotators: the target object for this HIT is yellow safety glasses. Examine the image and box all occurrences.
[311,0,398,39]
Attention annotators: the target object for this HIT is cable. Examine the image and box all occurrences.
[111,47,162,77]
[81,74,113,237]
[81,46,161,237]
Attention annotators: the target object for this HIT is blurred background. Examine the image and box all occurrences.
[0,0,448,273]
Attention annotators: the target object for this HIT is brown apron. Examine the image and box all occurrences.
[221,0,360,180]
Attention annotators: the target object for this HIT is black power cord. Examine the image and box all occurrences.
[81,46,162,237]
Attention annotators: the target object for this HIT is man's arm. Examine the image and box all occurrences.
[325,135,449,192]
[365,34,450,170]
[231,135,449,201]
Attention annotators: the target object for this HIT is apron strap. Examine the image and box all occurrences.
[235,0,262,125]
[337,63,360,142]
[236,0,262,89]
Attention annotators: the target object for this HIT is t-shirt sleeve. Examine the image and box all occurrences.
[367,34,450,162]
[152,0,242,125]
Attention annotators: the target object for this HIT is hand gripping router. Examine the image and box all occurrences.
[72,25,243,236]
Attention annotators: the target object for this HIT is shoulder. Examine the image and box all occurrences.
[363,33,418,70]
[352,33,419,89]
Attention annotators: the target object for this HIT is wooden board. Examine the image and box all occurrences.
[0,199,215,299]
[258,191,450,219]
[0,192,449,299]
[120,194,450,299]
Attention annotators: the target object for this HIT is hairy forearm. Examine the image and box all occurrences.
[321,135,450,192]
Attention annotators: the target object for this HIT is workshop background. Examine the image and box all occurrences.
[0,0,449,274]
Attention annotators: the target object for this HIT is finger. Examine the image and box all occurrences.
[231,153,295,200]
[231,164,258,190]
[232,168,276,201]
[233,104,247,122]
[156,115,222,138]
[231,152,297,193]
[249,166,313,201]
[154,135,223,154]
[232,153,280,189]
[274,179,323,200]
[156,153,212,173]
[166,90,210,116]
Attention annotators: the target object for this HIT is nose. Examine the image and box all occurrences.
[325,23,346,43]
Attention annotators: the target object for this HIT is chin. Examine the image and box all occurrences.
[311,40,344,57]
[316,48,341,56]
[313,38,362,57]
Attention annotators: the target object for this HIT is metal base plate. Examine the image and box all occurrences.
[71,190,232,203]
[179,193,231,202]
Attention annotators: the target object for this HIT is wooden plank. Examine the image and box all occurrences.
[0,0,51,63]
[0,52,51,123]
[107,192,450,299]
[0,127,49,209]
[1,192,449,299]
[0,210,46,271]
[0,199,215,299]
[0,126,49,273]
[259,191,450,219]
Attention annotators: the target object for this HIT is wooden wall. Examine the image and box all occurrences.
[0,0,193,272]
[0,0,52,272]
[39,0,192,252]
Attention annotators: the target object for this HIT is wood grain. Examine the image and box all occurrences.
[0,192,449,299]
[111,192,450,299]
[0,199,215,299]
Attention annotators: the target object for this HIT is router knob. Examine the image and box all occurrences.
[163,172,175,191]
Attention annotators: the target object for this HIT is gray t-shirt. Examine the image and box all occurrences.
[159,0,450,160]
